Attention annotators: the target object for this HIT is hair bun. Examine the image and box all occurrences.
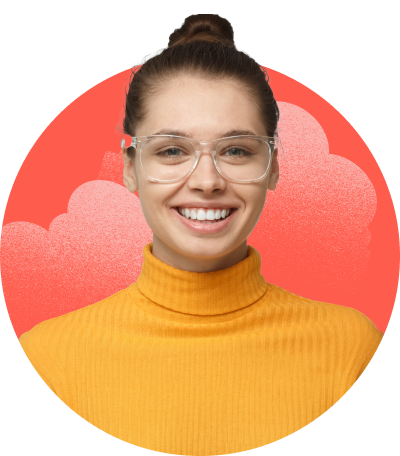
[168,14,235,49]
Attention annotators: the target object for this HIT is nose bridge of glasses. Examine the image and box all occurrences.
[194,146,217,164]
[191,141,221,177]
[195,140,217,155]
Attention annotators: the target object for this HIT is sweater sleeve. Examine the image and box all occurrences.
[19,328,60,395]
[353,313,384,380]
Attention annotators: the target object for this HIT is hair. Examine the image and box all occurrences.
[123,14,279,156]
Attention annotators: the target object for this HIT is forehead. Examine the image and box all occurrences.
[136,75,267,139]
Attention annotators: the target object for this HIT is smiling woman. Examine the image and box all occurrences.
[122,75,279,272]
[18,13,383,456]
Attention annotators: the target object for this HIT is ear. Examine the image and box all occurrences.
[267,149,280,191]
[122,147,139,193]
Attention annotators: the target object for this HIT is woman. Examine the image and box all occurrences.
[19,14,383,456]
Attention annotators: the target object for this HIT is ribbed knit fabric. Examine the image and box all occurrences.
[19,243,383,455]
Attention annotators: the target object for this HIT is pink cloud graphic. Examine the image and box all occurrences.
[1,181,152,337]
[1,102,377,338]
[249,102,377,301]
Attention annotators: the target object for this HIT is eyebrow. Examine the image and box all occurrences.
[150,128,258,138]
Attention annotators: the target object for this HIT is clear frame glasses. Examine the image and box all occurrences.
[121,134,276,184]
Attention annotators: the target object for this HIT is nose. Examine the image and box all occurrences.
[189,147,225,189]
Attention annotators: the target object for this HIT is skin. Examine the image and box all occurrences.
[122,75,279,272]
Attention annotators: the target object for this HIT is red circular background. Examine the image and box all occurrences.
[1,67,399,338]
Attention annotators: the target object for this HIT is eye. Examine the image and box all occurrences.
[222,147,251,157]
[159,148,185,157]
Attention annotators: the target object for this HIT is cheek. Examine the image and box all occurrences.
[241,185,268,213]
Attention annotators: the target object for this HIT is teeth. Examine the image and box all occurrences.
[178,207,233,221]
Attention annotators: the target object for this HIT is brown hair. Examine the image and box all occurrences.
[123,14,279,155]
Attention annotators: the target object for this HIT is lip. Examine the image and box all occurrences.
[174,202,237,209]
[171,207,237,234]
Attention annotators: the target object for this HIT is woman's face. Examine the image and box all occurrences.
[123,75,279,272]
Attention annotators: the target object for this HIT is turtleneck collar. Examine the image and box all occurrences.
[134,243,268,316]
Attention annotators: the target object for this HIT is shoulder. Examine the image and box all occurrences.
[19,285,135,392]
[270,285,384,384]
[269,285,383,340]
[19,285,133,360]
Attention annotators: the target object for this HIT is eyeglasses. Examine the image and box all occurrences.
[121,134,275,184]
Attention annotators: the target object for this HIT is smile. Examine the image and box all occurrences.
[177,207,234,221]
[172,206,237,233]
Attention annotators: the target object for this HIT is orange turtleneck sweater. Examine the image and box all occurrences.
[19,243,383,455]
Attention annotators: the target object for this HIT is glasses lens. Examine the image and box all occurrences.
[140,136,272,182]
[216,137,271,181]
